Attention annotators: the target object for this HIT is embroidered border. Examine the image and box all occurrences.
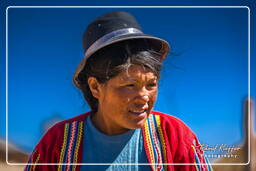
[143,114,166,171]
[143,116,155,166]
[25,149,38,171]
[25,153,33,170]
[58,123,70,171]
[72,121,83,171]
[66,122,78,165]
[192,144,213,171]
[32,154,40,171]
[155,115,168,171]
[204,157,213,171]
[58,121,83,171]
[192,145,201,171]
[149,115,163,170]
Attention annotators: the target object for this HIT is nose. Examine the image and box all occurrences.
[135,87,150,104]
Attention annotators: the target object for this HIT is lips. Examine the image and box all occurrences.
[129,109,147,115]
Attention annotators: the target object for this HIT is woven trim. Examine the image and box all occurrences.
[58,123,70,171]
[32,154,40,171]
[25,149,37,171]
[149,115,163,170]
[143,114,165,171]
[155,115,168,171]
[66,122,77,164]
[57,121,83,171]
[85,28,142,58]
[72,121,83,171]
[143,116,155,165]
[192,145,201,171]
[204,156,213,171]
[192,144,213,171]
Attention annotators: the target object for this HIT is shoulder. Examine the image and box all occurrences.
[25,112,91,166]
[150,111,211,169]
[151,111,194,132]
[46,111,91,134]
[151,110,183,123]
[151,110,197,145]
[36,111,91,147]
[34,112,90,156]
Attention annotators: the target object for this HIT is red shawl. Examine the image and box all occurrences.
[25,111,212,171]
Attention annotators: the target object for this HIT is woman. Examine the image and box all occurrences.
[25,11,212,171]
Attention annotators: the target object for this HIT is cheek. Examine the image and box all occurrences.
[115,88,135,103]
[149,90,158,106]
[108,89,131,109]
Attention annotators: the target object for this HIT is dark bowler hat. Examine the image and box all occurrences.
[73,11,170,88]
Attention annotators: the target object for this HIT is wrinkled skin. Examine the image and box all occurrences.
[88,65,158,135]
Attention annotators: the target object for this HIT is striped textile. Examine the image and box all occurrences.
[191,145,213,171]
[204,157,213,171]
[143,114,167,171]
[25,149,40,171]
[58,121,83,171]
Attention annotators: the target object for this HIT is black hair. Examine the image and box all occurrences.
[76,39,162,111]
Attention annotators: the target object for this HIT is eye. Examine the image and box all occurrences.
[125,84,135,87]
[147,82,157,88]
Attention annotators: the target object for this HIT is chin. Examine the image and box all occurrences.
[132,119,147,129]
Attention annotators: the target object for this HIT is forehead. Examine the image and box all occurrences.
[116,65,157,81]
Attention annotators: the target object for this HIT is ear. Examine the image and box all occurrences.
[88,77,102,99]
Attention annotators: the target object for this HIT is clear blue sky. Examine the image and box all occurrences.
[0,1,255,163]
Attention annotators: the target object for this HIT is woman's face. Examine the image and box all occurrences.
[90,64,158,135]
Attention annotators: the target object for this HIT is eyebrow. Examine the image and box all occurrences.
[119,77,157,83]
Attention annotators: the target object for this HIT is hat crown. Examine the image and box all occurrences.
[83,11,142,53]
[74,11,170,89]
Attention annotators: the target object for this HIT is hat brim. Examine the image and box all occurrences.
[73,33,170,88]
[87,33,170,61]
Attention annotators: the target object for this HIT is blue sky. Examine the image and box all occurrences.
[0,1,255,163]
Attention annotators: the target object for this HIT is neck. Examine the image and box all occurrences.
[91,111,129,135]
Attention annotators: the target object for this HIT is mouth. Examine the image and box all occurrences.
[129,109,147,115]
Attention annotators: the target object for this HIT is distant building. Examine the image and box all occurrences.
[0,139,28,171]
[213,98,256,171]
